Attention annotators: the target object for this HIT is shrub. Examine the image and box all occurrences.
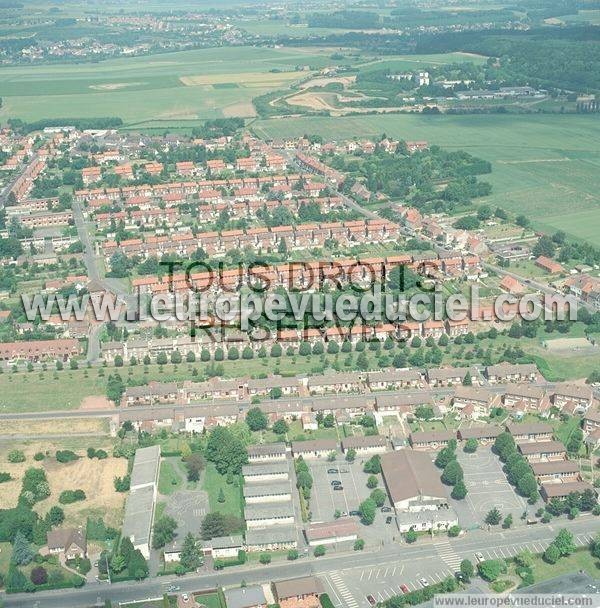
[58,489,86,504]
[30,566,47,586]
[8,450,25,463]
[56,450,79,463]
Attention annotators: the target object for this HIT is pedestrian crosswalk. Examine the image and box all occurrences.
[329,572,360,608]
[434,538,462,570]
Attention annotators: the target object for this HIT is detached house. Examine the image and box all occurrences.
[47,528,87,560]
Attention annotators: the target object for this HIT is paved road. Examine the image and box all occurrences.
[2,516,597,608]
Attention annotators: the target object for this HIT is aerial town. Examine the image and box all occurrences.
[0,1,599,608]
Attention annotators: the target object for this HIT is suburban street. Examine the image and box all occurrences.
[2,516,597,608]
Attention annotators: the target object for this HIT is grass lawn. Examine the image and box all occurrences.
[158,459,184,496]
[0,46,339,124]
[194,592,225,608]
[287,419,340,442]
[512,549,600,583]
[0,541,11,578]
[553,416,583,446]
[202,463,244,522]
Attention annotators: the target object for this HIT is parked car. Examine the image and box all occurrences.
[385,516,393,524]
[327,468,339,474]
[420,578,429,588]
[349,510,360,516]
[367,595,376,606]
[475,552,484,563]
[181,594,190,603]
[400,584,410,594]
[381,506,392,513]
[331,480,342,486]
[340,468,350,473]
[334,485,344,491]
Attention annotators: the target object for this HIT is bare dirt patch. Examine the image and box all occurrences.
[299,75,356,90]
[36,457,127,527]
[0,418,109,437]
[89,82,143,91]
[80,395,113,410]
[0,440,125,527]
[180,71,304,87]
[222,101,257,117]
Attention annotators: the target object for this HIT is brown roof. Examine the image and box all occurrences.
[553,383,593,401]
[410,430,454,445]
[506,422,552,436]
[380,450,446,504]
[305,519,359,542]
[531,460,580,476]
[518,440,566,455]
[453,386,492,403]
[541,481,595,499]
[504,384,546,400]
[46,528,86,553]
[291,439,338,454]
[274,576,324,600]
[457,426,503,440]
[341,435,388,450]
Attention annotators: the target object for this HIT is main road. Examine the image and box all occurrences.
[2,516,597,608]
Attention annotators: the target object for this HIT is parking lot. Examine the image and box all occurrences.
[447,446,528,528]
[308,454,397,545]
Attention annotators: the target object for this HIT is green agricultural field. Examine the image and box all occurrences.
[253,113,600,245]
[0,46,335,125]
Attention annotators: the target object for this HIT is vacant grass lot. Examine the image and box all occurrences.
[253,113,600,246]
[0,46,334,124]
[0,438,126,527]
[202,463,244,524]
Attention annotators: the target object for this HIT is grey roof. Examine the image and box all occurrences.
[122,485,155,548]
[245,526,297,546]
[242,462,289,478]
[243,481,291,499]
[258,398,309,415]
[244,503,295,520]
[376,393,433,409]
[311,394,373,411]
[367,369,421,383]
[396,507,458,528]
[247,376,300,390]
[341,435,388,450]
[130,445,161,489]
[307,372,362,387]
[208,535,244,550]
[380,450,446,504]
[291,439,338,453]
[247,442,287,458]
[410,430,454,444]
[224,586,267,608]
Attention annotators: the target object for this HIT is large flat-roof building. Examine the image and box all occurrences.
[244,503,295,529]
[121,445,161,559]
[380,450,447,512]
[129,445,161,491]
[122,485,155,560]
